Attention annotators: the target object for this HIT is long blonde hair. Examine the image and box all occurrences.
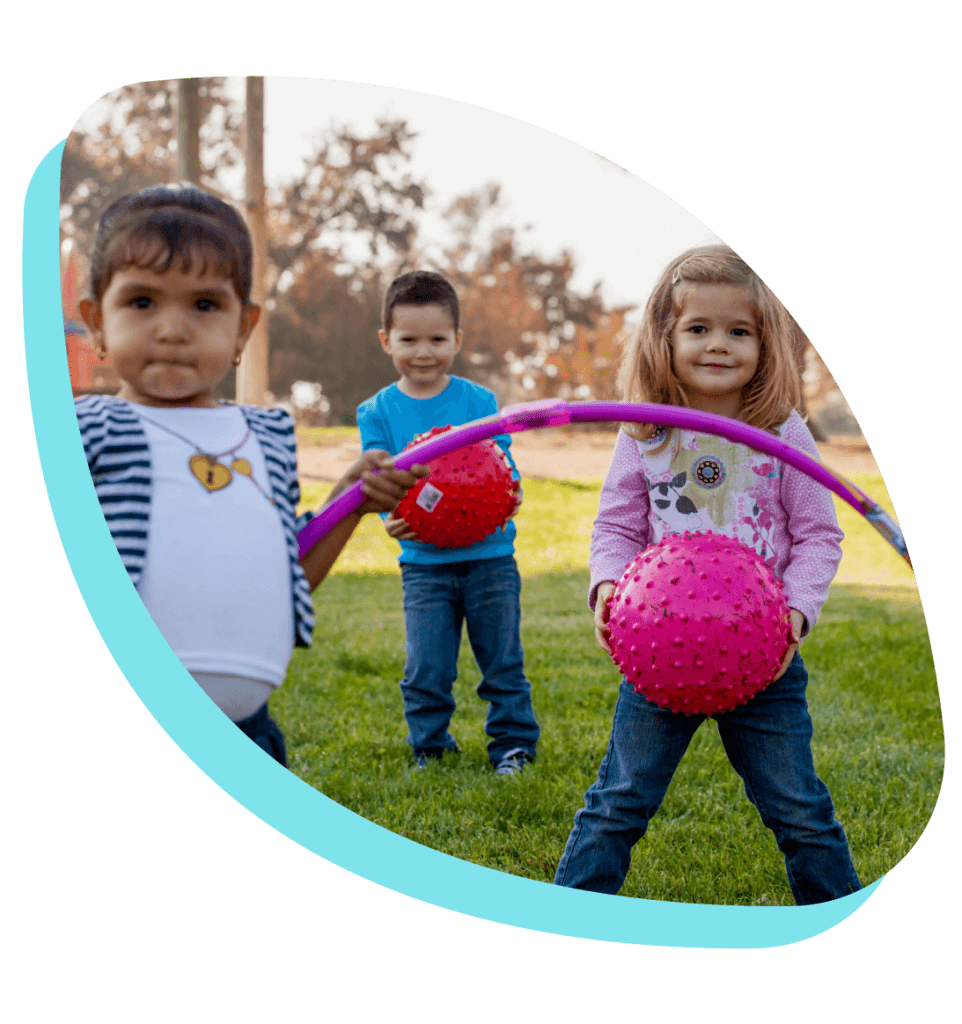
[617,245,803,438]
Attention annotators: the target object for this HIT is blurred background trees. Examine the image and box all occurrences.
[61,79,856,436]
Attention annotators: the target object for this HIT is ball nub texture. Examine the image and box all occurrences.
[607,531,793,716]
[393,425,518,548]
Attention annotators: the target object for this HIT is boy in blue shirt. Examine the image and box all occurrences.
[357,271,540,774]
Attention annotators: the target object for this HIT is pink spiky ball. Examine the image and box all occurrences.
[394,425,518,548]
[607,531,793,716]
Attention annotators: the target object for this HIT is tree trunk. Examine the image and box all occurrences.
[236,76,270,406]
[176,79,201,183]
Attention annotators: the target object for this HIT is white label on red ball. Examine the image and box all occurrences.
[417,483,444,513]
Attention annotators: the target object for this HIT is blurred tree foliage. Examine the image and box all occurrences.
[61,79,242,245]
[61,80,641,422]
[431,184,634,409]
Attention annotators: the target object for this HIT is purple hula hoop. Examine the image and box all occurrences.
[296,399,910,567]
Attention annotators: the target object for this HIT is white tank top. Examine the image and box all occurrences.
[135,405,295,686]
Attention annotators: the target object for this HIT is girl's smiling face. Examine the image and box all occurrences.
[80,259,259,408]
[670,283,761,418]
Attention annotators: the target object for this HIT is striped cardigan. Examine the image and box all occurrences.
[75,395,316,648]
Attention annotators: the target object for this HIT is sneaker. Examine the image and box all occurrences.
[494,748,533,776]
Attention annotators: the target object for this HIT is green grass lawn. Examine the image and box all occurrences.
[300,471,917,586]
[280,473,941,906]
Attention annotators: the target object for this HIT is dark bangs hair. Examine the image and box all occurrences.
[382,270,460,331]
[88,184,253,304]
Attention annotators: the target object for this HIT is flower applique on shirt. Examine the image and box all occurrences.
[744,462,781,565]
[638,431,782,567]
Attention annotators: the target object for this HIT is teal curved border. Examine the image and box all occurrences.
[26,140,880,948]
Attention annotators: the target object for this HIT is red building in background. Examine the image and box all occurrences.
[63,246,119,395]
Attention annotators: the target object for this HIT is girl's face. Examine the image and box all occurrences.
[670,283,760,418]
[79,260,259,408]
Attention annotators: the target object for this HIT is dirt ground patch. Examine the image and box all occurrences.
[297,428,877,483]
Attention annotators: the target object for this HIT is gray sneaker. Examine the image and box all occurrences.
[494,748,533,776]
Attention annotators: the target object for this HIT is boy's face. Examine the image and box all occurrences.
[379,303,462,398]
[80,262,259,408]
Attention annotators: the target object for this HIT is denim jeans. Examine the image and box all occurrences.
[235,702,288,768]
[554,653,862,905]
[399,555,540,764]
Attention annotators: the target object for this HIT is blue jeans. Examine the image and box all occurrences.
[235,703,287,768]
[554,653,862,905]
[399,555,540,764]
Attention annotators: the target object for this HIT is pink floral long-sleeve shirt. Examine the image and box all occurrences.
[589,411,843,636]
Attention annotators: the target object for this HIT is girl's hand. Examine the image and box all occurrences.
[384,511,419,541]
[593,581,617,654]
[329,450,428,515]
[358,460,429,516]
[772,608,806,681]
[301,453,424,592]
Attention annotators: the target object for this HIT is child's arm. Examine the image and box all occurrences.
[772,608,806,681]
[356,397,417,541]
[487,395,523,521]
[299,451,427,590]
[589,430,652,609]
[497,456,523,527]
[777,413,845,640]
[499,438,523,523]
[588,430,653,654]
[592,581,618,653]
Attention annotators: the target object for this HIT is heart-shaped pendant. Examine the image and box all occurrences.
[230,458,275,505]
[189,454,233,492]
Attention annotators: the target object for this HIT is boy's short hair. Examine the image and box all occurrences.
[382,270,460,332]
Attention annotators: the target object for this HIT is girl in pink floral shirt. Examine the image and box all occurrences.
[554,245,861,904]
[589,412,843,644]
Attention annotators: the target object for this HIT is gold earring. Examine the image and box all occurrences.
[97,347,107,361]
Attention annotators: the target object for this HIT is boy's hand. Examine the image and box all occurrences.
[772,608,806,681]
[509,483,523,519]
[593,581,617,654]
[384,511,419,541]
[499,481,522,532]
[328,450,428,515]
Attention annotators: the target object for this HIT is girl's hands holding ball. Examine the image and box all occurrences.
[772,608,806,681]
[594,582,804,682]
[594,581,617,654]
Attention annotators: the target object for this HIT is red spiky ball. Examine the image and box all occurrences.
[394,425,518,548]
[607,531,793,716]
